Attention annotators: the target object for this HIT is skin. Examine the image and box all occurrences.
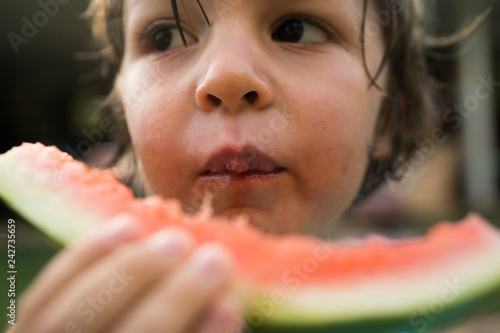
[10,1,387,332]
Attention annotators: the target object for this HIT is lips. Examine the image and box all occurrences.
[201,147,283,176]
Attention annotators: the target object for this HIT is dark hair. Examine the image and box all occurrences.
[86,0,455,201]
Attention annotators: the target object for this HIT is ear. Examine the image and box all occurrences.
[371,136,392,160]
[370,91,409,161]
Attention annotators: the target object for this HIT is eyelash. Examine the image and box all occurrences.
[136,21,166,43]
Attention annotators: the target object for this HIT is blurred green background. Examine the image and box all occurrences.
[0,0,500,331]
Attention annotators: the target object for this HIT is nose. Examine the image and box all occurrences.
[195,46,273,113]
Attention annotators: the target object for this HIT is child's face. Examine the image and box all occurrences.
[118,0,387,234]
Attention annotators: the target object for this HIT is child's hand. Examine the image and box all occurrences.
[9,214,241,333]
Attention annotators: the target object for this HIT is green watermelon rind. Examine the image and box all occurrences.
[246,284,500,332]
[240,263,500,332]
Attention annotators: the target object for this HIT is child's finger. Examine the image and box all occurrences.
[17,213,144,321]
[193,294,243,333]
[109,243,234,333]
[20,227,194,333]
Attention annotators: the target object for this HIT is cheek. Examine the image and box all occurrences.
[284,59,379,210]
[122,70,173,142]
[121,59,196,150]
[118,64,193,194]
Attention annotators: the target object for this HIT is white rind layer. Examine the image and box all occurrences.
[0,150,102,244]
[244,241,500,325]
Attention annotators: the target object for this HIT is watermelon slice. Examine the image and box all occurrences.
[1,142,500,333]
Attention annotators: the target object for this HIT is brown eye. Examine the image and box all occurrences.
[273,20,304,43]
[273,17,330,44]
[145,23,196,52]
[153,27,173,51]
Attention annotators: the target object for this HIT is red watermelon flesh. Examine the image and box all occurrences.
[1,142,500,332]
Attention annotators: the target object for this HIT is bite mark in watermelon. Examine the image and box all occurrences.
[1,143,500,332]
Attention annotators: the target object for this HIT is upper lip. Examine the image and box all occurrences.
[202,147,281,175]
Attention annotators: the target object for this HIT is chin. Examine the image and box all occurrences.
[212,205,307,235]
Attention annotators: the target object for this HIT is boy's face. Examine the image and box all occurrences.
[118,0,387,234]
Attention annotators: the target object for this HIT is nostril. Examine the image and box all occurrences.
[208,94,222,106]
[244,91,258,104]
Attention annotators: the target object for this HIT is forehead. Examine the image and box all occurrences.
[123,0,366,22]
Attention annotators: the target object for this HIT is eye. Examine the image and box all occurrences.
[272,17,331,44]
[143,22,196,52]
[153,27,176,51]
